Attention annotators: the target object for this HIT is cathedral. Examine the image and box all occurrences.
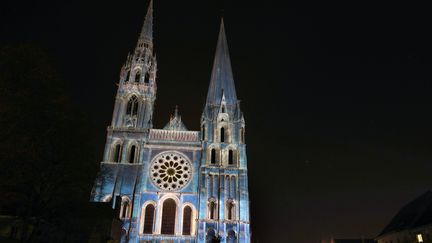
[90,1,251,242]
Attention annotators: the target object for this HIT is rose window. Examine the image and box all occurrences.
[150,152,192,191]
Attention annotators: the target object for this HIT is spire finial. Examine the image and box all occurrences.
[174,105,179,117]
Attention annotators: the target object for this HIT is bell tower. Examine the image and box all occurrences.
[111,0,157,129]
[198,19,250,242]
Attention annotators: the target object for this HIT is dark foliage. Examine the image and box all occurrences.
[0,44,112,242]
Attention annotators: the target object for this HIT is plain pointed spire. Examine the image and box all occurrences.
[139,0,153,43]
[205,19,237,106]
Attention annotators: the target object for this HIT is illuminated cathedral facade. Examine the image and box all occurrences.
[90,1,251,242]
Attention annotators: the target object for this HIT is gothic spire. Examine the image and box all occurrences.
[137,0,153,46]
[205,18,237,106]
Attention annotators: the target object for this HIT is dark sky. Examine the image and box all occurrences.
[2,1,432,242]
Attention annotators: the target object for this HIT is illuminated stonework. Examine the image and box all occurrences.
[90,1,251,242]
[150,151,192,191]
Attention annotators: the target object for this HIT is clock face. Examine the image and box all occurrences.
[150,151,192,191]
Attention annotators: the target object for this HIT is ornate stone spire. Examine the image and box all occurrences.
[115,0,156,129]
[137,0,153,47]
[205,18,237,106]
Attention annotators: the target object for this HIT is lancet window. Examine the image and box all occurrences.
[142,204,155,234]
[119,197,131,219]
[208,199,217,220]
[211,149,216,164]
[135,71,141,83]
[144,72,150,83]
[182,206,192,235]
[129,145,137,164]
[125,70,130,82]
[226,200,235,220]
[228,149,234,165]
[111,143,122,163]
[126,96,139,116]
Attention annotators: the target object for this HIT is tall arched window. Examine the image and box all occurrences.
[182,206,192,235]
[133,101,138,116]
[208,200,217,220]
[135,71,141,83]
[226,201,235,220]
[228,150,234,165]
[144,72,150,83]
[143,204,155,234]
[161,199,176,235]
[129,145,136,164]
[210,149,216,164]
[220,127,225,142]
[126,96,139,116]
[112,144,122,162]
[119,198,130,219]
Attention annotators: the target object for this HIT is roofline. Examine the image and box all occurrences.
[375,223,432,239]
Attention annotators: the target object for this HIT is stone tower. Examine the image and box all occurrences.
[90,2,251,242]
[197,20,250,242]
[111,0,156,131]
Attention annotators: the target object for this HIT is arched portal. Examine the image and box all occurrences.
[160,199,176,235]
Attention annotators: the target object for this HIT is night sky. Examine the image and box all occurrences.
[2,1,432,242]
